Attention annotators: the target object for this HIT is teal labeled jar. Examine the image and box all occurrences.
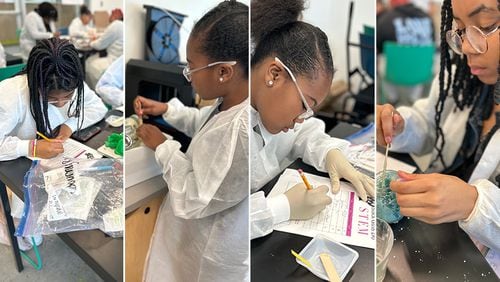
[376,170,403,223]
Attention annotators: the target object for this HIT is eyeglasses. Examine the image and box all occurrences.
[274,57,314,120]
[47,92,75,105]
[446,25,499,55]
[182,61,237,82]
[48,99,73,105]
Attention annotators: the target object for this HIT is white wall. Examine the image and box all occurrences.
[303,0,375,84]
[124,0,373,85]
[125,0,250,63]
[89,0,122,13]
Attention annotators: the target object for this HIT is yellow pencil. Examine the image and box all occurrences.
[291,249,312,268]
[36,131,53,142]
[298,169,312,190]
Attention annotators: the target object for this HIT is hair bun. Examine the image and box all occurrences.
[251,0,305,43]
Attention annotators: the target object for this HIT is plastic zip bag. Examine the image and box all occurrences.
[15,158,123,237]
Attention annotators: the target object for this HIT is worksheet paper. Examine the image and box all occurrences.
[30,138,103,167]
[375,152,417,173]
[269,169,375,249]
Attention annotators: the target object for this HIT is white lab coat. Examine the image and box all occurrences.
[250,107,350,239]
[143,98,249,281]
[86,20,123,88]
[95,55,123,108]
[20,11,56,61]
[0,74,107,161]
[68,17,93,38]
[0,74,107,218]
[392,75,500,251]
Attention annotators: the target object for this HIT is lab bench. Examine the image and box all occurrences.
[0,110,123,281]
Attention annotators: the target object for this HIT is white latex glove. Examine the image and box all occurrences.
[284,183,332,220]
[326,149,374,201]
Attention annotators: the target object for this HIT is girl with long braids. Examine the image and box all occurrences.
[377,0,499,255]
[0,38,107,250]
[250,0,374,239]
[133,1,249,280]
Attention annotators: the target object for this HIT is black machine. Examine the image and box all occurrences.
[125,59,194,116]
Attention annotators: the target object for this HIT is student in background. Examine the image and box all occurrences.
[69,5,94,38]
[377,0,434,54]
[95,55,123,108]
[86,8,124,89]
[20,2,60,61]
[250,0,374,239]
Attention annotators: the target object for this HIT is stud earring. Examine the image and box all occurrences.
[219,77,224,82]
[267,80,274,86]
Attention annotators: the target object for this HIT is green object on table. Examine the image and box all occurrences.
[105,133,124,156]
[114,136,124,156]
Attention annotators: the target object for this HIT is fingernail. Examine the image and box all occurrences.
[385,136,392,144]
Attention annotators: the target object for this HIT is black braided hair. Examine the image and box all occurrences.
[433,0,493,167]
[251,0,335,80]
[35,2,58,32]
[22,38,85,138]
[191,0,249,76]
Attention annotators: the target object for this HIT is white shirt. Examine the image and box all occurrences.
[95,55,123,108]
[143,98,249,281]
[90,20,123,60]
[68,17,93,38]
[250,107,350,239]
[20,11,56,60]
[0,74,107,161]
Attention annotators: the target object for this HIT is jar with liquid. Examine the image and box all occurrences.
[376,170,403,223]
[124,115,141,150]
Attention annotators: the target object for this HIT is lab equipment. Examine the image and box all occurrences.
[144,5,186,64]
[376,170,403,223]
[376,219,394,282]
[296,234,359,281]
[124,115,141,149]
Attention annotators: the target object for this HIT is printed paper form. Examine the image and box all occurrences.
[268,169,375,249]
[29,138,103,167]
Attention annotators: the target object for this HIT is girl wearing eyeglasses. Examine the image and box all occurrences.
[250,0,374,239]
[133,1,249,281]
[376,0,499,253]
[0,37,106,250]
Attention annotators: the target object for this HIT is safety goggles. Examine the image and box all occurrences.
[182,61,237,82]
[274,57,314,120]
